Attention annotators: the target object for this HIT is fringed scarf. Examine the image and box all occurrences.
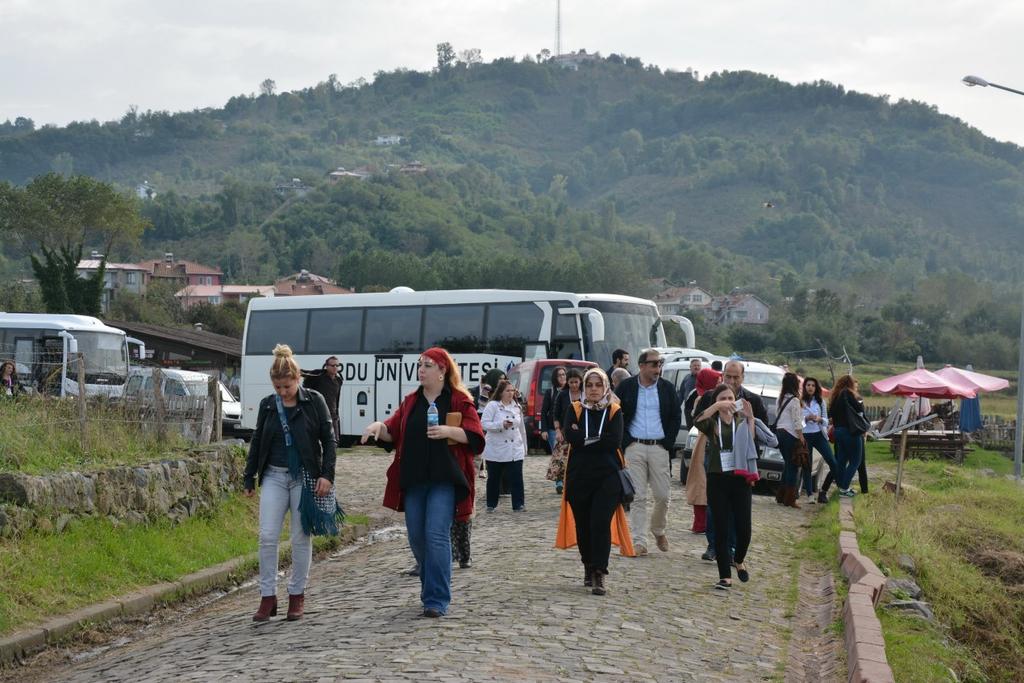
[274,395,345,536]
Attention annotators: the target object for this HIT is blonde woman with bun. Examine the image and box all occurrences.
[244,344,338,622]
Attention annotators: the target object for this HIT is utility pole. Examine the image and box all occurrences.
[555,0,561,57]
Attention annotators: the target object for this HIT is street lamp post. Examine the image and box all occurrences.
[962,74,1024,481]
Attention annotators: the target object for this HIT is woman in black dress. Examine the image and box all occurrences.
[562,368,626,596]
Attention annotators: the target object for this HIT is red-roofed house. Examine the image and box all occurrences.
[137,252,223,287]
[653,285,713,316]
[175,284,275,309]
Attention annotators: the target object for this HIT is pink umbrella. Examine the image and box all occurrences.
[870,367,977,399]
[934,365,1010,393]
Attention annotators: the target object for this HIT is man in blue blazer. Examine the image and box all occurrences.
[614,348,682,555]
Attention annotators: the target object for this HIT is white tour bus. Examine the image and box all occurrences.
[0,313,141,397]
[240,288,694,443]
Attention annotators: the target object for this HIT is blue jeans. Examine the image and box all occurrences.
[834,426,865,490]
[258,466,312,597]
[777,430,800,487]
[404,483,455,614]
[804,430,837,495]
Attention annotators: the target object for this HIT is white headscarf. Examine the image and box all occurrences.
[581,368,616,411]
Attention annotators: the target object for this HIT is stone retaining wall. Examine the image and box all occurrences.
[0,442,245,537]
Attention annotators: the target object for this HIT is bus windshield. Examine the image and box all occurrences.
[585,301,665,369]
[75,331,128,385]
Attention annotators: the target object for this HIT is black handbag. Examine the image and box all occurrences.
[618,466,636,511]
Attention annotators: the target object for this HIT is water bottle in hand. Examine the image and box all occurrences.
[427,401,439,429]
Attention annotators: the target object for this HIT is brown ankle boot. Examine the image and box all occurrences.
[252,596,277,622]
[591,571,606,596]
[784,486,801,509]
[286,593,304,621]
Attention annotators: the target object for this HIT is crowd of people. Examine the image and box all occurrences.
[242,343,871,620]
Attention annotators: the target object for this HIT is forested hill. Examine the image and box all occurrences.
[3,53,1024,350]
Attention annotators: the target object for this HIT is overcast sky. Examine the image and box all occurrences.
[2,0,1023,146]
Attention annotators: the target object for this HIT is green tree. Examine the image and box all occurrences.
[436,42,456,71]
[1,173,148,314]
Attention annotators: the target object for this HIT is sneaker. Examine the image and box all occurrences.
[486,507,496,513]
[817,491,829,504]
[839,489,856,498]
[807,495,816,505]
[634,544,649,557]
[513,506,526,512]
[701,548,716,561]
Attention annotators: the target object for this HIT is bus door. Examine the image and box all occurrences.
[374,354,404,422]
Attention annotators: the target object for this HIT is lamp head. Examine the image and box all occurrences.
[962,75,989,87]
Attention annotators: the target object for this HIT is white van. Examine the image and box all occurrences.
[123,368,249,439]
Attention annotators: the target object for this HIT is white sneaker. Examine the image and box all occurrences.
[807,495,816,505]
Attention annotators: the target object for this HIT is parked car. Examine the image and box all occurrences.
[123,367,251,440]
[674,359,787,491]
[506,358,597,451]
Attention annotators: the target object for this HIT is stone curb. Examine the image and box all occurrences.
[837,496,896,683]
[0,522,369,666]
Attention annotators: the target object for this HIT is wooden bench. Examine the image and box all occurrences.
[889,430,970,464]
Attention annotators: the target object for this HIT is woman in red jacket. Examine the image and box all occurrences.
[361,347,485,618]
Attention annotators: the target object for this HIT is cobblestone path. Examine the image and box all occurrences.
[32,452,814,682]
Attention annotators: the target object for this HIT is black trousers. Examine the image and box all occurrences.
[566,472,621,574]
[707,472,752,581]
[485,460,525,509]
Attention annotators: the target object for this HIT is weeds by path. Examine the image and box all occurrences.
[847,442,1021,682]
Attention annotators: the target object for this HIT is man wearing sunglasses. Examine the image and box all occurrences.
[302,356,344,441]
[614,348,682,556]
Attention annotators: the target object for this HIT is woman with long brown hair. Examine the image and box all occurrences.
[829,374,868,498]
[362,347,485,617]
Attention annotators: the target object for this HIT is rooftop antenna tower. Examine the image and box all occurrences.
[555,0,561,57]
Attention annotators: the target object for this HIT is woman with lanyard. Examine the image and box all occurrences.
[362,347,485,618]
[694,382,755,590]
[244,344,340,622]
[557,368,631,595]
[481,378,528,512]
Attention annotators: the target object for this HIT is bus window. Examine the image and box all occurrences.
[485,303,544,356]
[423,304,484,352]
[246,310,308,354]
[308,308,363,353]
[364,307,422,354]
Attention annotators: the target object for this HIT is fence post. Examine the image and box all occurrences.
[77,352,87,450]
[201,377,217,443]
[213,378,223,442]
[153,368,166,443]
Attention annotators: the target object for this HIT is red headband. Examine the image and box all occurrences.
[695,368,722,396]
[421,347,449,373]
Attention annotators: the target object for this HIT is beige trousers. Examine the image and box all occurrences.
[625,441,671,547]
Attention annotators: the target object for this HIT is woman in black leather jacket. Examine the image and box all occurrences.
[244,344,336,623]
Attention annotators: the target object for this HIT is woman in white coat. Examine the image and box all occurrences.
[481,379,528,511]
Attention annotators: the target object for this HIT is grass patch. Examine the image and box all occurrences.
[0,495,370,636]
[853,441,1023,682]
[0,396,197,474]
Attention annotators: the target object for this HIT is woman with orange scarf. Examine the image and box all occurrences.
[555,368,634,595]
